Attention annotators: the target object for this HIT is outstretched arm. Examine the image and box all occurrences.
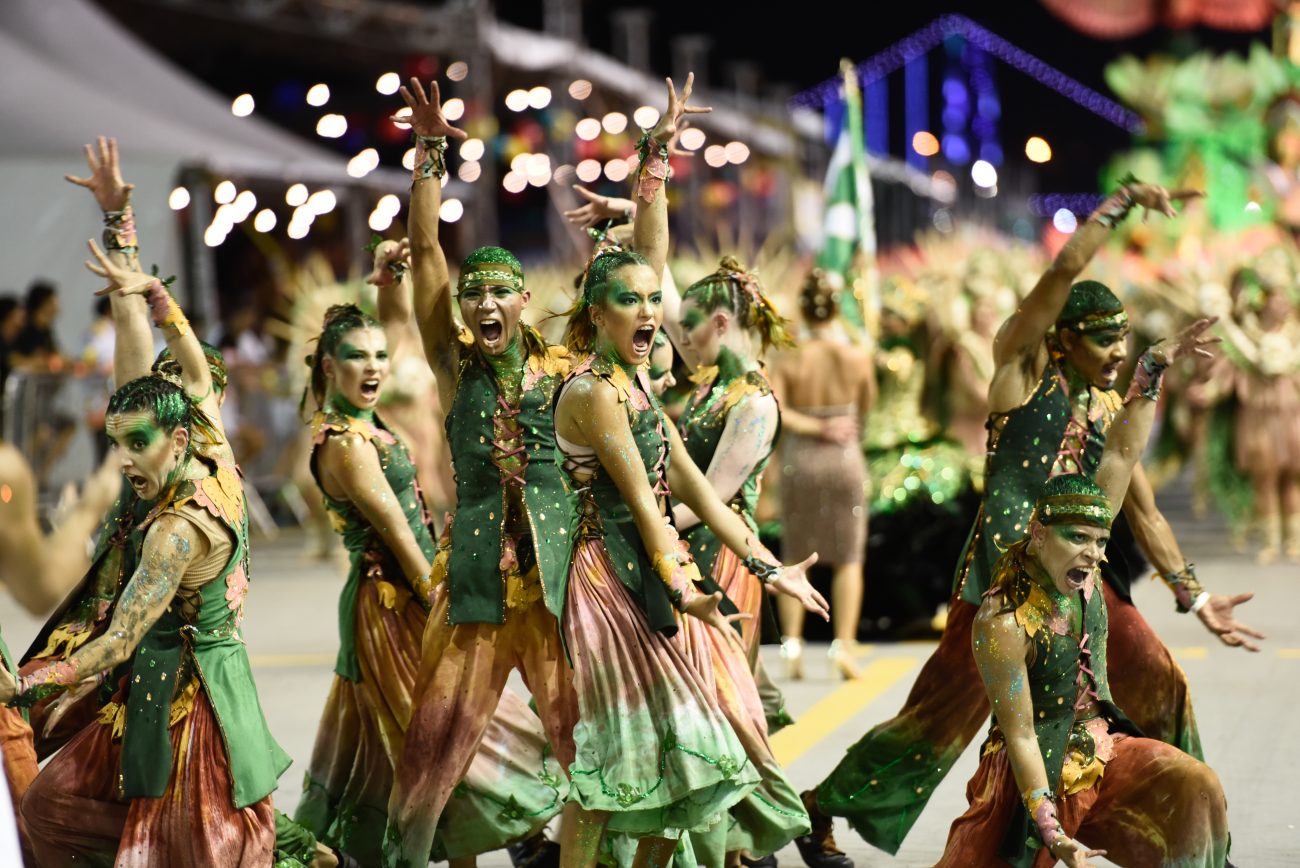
[0,513,200,706]
[66,136,152,386]
[972,605,1105,868]
[992,183,1197,368]
[395,78,466,407]
[0,444,122,615]
[84,242,226,455]
[665,421,828,620]
[633,73,710,282]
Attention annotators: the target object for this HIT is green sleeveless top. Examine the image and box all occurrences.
[444,325,573,624]
[310,408,436,681]
[562,354,680,636]
[983,540,1138,864]
[677,366,779,575]
[956,357,1121,606]
[122,461,291,808]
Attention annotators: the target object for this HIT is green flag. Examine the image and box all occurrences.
[817,60,877,331]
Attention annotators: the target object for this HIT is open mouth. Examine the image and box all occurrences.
[478,317,503,344]
[1066,567,1091,587]
[359,378,380,400]
[631,325,655,355]
[125,471,148,494]
[1100,362,1120,381]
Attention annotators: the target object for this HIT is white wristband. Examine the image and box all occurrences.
[1190,592,1211,614]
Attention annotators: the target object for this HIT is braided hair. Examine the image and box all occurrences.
[153,341,229,395]
[562,248,651,353]
[683,256,793,351]
[301,303,381,416]
[799,268,841,324]
[107,375,193,435]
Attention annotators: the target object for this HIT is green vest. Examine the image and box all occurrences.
[677,367,778,576]
[122,462,291,808]
[985,541,1138,865]
[957,358,1120,606]
[444,326,573,624]
[563,354,679,636]
[310,409,436,681]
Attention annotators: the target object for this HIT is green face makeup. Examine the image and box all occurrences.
[457,286,520,304]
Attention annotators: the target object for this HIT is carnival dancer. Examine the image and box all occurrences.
[552,74,828,867]
[769,271,875,680]
[3,371,287,865]
[937,320,1228,866]
[295,275,562,865]
[381,76,584,868]
[798,180,1263,866]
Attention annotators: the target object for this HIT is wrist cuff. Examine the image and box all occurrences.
[1190,591,1211,614]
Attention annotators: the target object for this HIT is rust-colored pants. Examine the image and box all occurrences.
[817,580,1202,852]
[935,734,1228,866]
[22,693,275,867]
[385,590,579,867]
[0,705,37,858]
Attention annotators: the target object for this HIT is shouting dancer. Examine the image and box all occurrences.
[799,179,1262,865]
[553,73,828,867]
[6,241,289,864]
[381,76,581,868]
[937,319,1228,866]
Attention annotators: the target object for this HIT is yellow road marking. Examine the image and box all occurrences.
[1278,648,1300,659]
[249,653,335,668]
[771,657,917,766]
[1173,647,1208,660]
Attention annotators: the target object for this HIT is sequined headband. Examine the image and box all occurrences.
[1061,310,1129,335]
[1034,492,1114,528]
[458,267,524,293]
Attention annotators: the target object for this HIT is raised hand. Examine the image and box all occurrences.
[770,553,830,620]
[366,237,411,287]
[1128,183,1203,220]
[393,78,468,141]
[1197,591,1266,652]
[83,239,154,296]
[563,186,635,229]
[650,72,711,145]
[1150,317,1220,366]
[65,136,133,212]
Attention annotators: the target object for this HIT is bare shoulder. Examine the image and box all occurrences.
[143,511,205,563]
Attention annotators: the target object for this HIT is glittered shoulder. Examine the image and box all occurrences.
[581,353,651,411]
[521,323,571,390]
[310,409,397,449]
[985,540,1073,643]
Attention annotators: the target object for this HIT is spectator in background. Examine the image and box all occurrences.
[82,296,116,462]
[8,281,75,486]
[0,295,23,438]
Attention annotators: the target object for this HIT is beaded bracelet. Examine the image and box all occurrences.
[145,279,190,337]
[741,553,781,586]
[1125,348,1168,402]
[1089,179,1137,229]
[635,130,671,204]
[1160,562,1207,614]
[103,204,139,254]
[412,133,449,182]
[1023,786,1065,848]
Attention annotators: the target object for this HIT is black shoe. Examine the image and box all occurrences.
[508,833,561,868]
[740,853,778,868]
[330,846,363,868]
[793,790,854,868]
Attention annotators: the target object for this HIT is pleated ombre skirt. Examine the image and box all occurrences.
[296,578,563,863]
[22,691,275,867]
[563,538,759,838]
